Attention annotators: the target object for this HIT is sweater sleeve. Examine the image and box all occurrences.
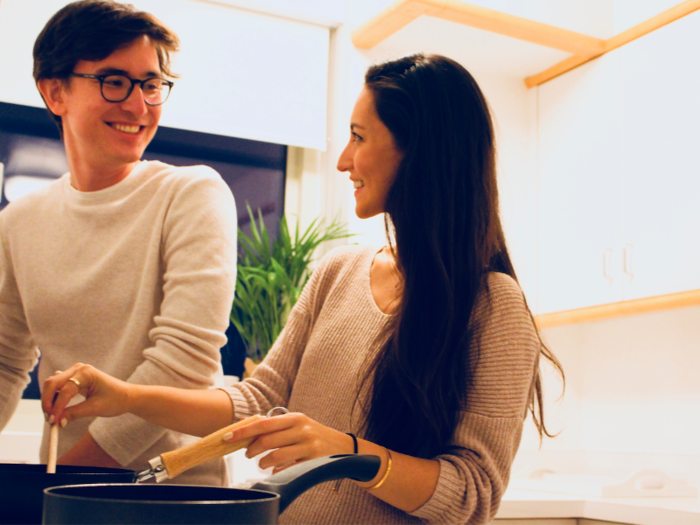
[89,170,238,465]
[221,249,334,420]
[0,213,39,431]
[410,273,540,525]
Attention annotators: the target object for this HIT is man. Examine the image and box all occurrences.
[0,0,237,486]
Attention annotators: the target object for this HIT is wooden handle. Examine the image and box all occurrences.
[47,424,59,474]
[160,415,262,480]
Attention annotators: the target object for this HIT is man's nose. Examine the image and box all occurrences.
[119,84,148,115]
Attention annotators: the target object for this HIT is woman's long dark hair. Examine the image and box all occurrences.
[359,54,563,459]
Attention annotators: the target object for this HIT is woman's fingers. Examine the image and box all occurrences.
[245,425,306,459]
[223,412,351,472]
[258,445,307,471]
[223,413,296,443]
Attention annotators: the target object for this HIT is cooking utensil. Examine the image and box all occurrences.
[135,407,287,483]
[135,414,263,483]
[46,425,59,474]
[1,407,282,524]
[43,454,381,524]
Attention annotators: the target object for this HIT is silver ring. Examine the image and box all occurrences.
[266,407,289,418]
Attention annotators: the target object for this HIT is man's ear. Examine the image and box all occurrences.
[36,78,68,116]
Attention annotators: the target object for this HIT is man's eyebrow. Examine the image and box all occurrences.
[94,67,161,77]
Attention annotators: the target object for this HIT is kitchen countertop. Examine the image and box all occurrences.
[497,487,700,524]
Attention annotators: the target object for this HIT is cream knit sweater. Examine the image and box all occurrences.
[0,160,237,486]
[226,246,540,524]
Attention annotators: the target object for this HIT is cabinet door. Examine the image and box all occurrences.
[619,10,700,300]
[537,53,623,314]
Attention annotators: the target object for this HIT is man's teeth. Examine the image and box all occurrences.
[112,124,140,134]
[353,180,364,189]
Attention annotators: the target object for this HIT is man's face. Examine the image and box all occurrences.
[59,35,163,176]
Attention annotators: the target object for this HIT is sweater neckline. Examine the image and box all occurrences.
[365,246,397,319]
[62,161,151,206]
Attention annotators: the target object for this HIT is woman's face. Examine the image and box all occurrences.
[337,87,403,219]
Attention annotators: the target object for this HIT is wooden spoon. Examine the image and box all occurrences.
[47,424,59,474]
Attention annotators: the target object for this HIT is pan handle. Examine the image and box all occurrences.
[251,454,380,514]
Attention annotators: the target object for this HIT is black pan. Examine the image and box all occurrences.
[0,463,136,525]
[43,454,380,524]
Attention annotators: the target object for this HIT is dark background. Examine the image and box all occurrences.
[0,101,287,397]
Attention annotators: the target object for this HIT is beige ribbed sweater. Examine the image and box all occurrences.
[0,160,237,486]
[226,245,540,524]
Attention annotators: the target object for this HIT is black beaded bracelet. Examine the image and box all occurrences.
[346,433,358,454]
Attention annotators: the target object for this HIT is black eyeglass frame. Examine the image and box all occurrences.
[69,73,174,106]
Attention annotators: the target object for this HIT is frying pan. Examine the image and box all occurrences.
[0,411,275,524]
[0,464,135,524]
[43,454,380,524]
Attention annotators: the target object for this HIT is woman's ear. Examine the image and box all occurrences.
[36,78,68,116]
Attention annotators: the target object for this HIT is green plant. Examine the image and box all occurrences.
[230,205,354,363]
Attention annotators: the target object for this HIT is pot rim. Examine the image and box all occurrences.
[43,483,280,505]
[0,463,135,476]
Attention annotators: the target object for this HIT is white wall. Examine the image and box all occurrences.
[516,305,700,487]
[198,0,346,28]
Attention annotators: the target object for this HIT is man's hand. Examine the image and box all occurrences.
[58,432,122,468]
[42,364,132,426]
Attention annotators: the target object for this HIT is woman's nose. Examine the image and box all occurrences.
[337,142,352,172]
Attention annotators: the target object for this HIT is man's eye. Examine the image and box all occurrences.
[144,80,163,92]
[104,77,126,88]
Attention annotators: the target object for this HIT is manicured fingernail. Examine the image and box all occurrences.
[48,415,55,425]
[222,432,233,442]
[60,418,67,428]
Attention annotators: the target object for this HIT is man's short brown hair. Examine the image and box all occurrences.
[33,0,180,134]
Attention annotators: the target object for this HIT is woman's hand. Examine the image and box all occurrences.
[42,363,131,427]
[223,412,354,474]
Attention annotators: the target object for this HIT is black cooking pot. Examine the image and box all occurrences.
[0,463,136,525]
[43,454,380,524]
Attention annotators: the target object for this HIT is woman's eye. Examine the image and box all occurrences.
[352,132,362,142]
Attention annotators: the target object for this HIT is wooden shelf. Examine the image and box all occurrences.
[351,0,700,88]
[534,289,700,329]
[351,0,605,55]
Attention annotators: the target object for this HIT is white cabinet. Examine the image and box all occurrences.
[617,11,700,301]
[537,53,622,314]
[536,10,700,314]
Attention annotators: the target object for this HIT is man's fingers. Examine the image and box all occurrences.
[42,364,87,424]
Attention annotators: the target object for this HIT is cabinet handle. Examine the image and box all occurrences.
[623,243,634,278]
[603,248,614,284]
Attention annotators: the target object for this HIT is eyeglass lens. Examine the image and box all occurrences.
[101,75,171,105]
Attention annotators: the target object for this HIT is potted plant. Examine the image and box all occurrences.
[230,206,354,375]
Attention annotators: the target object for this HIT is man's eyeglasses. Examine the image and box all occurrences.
[70,73,174,106]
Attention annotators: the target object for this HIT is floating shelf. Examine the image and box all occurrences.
[351,0,700,87]
[534,289,700,328]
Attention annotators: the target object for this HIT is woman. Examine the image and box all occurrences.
[43,53,563,524]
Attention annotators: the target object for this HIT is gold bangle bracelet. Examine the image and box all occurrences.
[369,448,392,490]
